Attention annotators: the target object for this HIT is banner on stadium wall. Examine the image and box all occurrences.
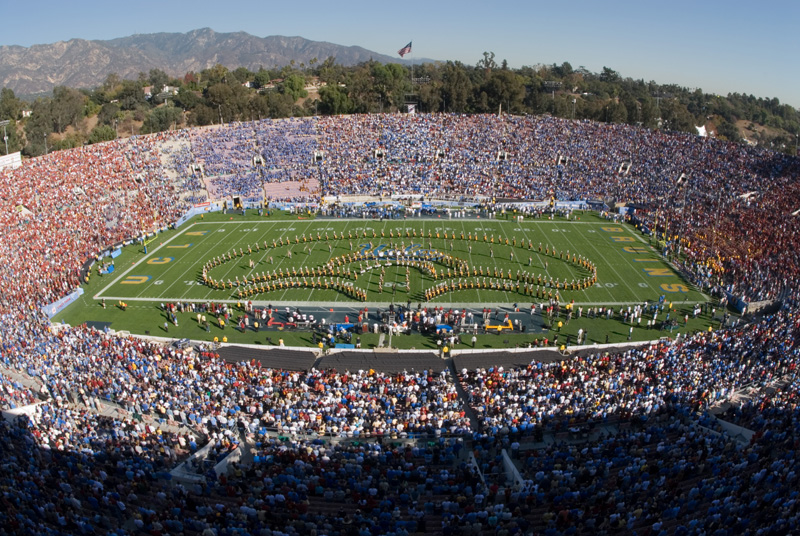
[42,288,84,319]
[173,202,224,228]
[0,151,22,172]
[270,202,318,211]
[586,200,609,211]
[175,210,196,228]
[110,248,122,259]
[554,201,589,210]
[421,200,481,208]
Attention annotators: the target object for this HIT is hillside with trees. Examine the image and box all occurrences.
[0,55,797,158]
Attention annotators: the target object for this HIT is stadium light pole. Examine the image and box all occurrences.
[0,120,9,155]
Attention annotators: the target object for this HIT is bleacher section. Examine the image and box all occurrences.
[1,112,799,535]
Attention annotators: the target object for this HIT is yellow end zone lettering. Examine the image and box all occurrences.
[601,226,624,232]
[121,275,152,285]
[166,243,193,249]
[643,268,672,276]
[611,236,635,242]
[147,257,174,265]
[185,231,209,236]
[622,246,649,253]
[633,258,659,262]
[661,283,689,293]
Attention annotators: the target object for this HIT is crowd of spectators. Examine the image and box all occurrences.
[460,308,798,436]
[511,407,799,534]
[0,371,37,409]
[112,113,800,303]
[0,138,186,313]
[717,375,800,442]
[0,113,798,534]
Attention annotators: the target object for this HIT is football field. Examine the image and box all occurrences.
[56,211,714,348]
[95,215,703,307]
[92,212,704,307]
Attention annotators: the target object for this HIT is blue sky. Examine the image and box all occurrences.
[2,0,798,107]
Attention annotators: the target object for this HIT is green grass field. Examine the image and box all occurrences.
[58,210,718,349]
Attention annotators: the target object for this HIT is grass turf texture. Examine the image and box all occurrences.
[58,211,720,349]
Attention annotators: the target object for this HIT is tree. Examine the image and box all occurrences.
[279,74,308,101]
[189,104,217,126]
[88,124,117,144]
[441,62,472,113]
[262,92,294,118]
[347,63,378,113]
[477,51,497,72]
[0,119,21,155]
[480,70,526,113]
[182,72,200,90]
[116,80,147,110]
[0,88,22,120]
[417,79,442,113]
[200,64,229,86]
[599,67,620,83]
[174,87,200,110]
[303,97,319,116]
[639,97,659,129]
[317,56,344,85]
[716,119,741,142]
[660,99,695,132]
[231,67,254,85]
[318,84,351,115]
[25,97,54,156]
[148,69,170,92]
[96,102,119,127]
[142,106,182,133]
[50,132,85,151]
[83,94,101,119]
[253,67,273,89]
[248,94,272,121]
[50,86,85,133]
[205,83,250,122]
[604,101,628,124]
[102,73,121,92]
[619,92,640,125]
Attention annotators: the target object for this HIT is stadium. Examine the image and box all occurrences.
[1,112,799,535]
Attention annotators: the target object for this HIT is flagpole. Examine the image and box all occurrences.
[411,44,414,87]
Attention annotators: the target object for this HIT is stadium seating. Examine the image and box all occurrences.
[0,113,798,534]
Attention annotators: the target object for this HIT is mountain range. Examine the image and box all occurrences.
[0,28,422,95]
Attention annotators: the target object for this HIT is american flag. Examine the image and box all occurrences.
[397,41,412,57]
